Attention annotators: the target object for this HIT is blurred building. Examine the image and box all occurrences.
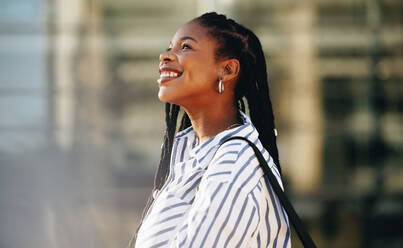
[0,0,402,247]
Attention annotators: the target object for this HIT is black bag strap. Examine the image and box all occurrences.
[220,136,317,248]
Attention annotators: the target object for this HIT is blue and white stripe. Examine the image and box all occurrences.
[135,111,290,248]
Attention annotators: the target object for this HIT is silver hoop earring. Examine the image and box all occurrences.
[218,79,224,94]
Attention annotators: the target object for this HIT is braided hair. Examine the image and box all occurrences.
[128,12,280,248]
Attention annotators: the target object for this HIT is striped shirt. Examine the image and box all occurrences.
[136,111,291,248]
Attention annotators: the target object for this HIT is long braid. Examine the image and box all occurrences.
[238,98,246,113]
[155,103,180,189]
[244,28,280,173]
[128,103,180,248]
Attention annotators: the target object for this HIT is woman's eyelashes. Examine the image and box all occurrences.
[181,43,191,50]
[165,43,192,52]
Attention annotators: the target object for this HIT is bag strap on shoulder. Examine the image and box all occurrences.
[219,136,317,248]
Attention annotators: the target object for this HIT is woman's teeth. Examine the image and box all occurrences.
[160,71,179,78]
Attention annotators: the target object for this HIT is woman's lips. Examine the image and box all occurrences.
[157,71,183,85]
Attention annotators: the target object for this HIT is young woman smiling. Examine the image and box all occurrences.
[129,12,290,248]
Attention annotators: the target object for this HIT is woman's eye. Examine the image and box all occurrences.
[181,44,191,50]
[166,47,172,52]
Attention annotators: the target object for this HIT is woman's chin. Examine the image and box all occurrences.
[158,88,176,104]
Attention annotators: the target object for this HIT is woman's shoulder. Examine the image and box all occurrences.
[203,138,266,194]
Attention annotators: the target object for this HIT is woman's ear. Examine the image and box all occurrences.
[220,58,240,82]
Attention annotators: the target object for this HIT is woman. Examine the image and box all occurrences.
[129,12,290,248]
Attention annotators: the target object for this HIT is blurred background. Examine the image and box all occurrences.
[0,0,402,247]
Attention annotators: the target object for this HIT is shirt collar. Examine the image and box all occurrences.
[174,111,259,170]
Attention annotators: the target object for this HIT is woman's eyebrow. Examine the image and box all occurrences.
[170,36,198,46]
[179,36,197,42]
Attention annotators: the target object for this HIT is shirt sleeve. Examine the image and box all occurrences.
[169,178,260,247]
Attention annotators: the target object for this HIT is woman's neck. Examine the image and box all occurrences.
[183,103,241,145]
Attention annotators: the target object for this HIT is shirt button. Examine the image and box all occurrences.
[152,189,160,199]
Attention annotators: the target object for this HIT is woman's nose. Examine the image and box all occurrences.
[159,50,175,63]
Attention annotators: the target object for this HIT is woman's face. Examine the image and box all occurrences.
[157,21,221,106]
